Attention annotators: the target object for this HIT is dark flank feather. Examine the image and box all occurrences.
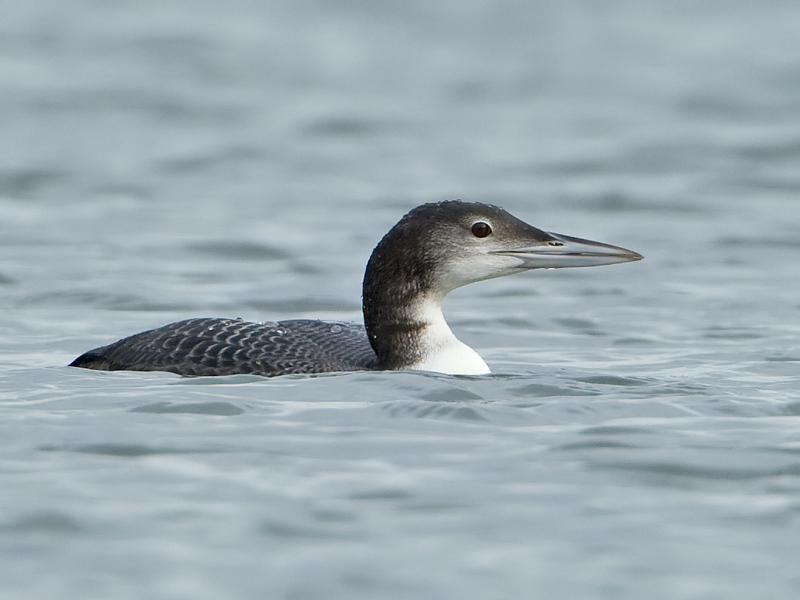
[70,318,378,377]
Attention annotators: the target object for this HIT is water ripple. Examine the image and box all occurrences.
[130,401,244,415]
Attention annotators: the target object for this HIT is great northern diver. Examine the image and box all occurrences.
[70,201,642,377]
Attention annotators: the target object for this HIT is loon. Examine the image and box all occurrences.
[70,201,642,377]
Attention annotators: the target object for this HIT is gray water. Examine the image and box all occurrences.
[2,1,800,598]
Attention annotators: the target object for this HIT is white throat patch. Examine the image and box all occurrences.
[406,297,490,375]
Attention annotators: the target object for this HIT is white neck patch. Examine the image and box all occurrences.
[405,296,490,375]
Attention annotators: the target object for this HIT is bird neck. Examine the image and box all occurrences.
[362,257,489,375]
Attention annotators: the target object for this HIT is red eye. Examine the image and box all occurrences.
[471,222,492,238]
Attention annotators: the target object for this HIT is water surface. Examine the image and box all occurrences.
[2,1,800,599]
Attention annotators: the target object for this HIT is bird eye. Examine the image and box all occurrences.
[471,222,492,238]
